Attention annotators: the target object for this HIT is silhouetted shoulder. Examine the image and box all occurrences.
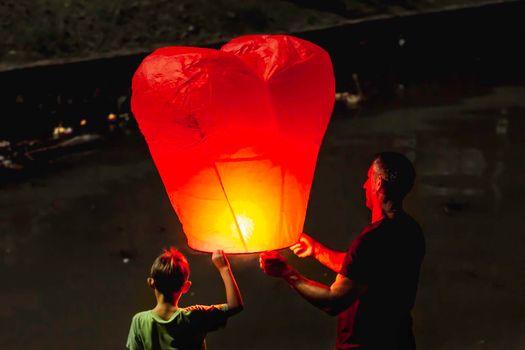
[182,305,229,332]
[399,212,425,255]
[184,304,228,312]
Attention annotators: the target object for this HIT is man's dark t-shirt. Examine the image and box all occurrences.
[338,212,425,349]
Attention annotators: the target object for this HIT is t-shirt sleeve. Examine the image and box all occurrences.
[186,304,229,332]
[339,232,377,283]
[126,316,144,350]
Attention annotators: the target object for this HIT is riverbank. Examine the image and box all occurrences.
[0,0,519,71]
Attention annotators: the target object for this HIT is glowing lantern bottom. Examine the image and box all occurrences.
[168,155,309,254]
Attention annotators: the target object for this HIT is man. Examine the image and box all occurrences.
[260,152,425,349]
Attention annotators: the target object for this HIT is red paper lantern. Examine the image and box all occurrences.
[132,35,334,253]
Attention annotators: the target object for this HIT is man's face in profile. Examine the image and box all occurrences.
[363,163,381,210]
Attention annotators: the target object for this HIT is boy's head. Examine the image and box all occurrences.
[148,247,191,296]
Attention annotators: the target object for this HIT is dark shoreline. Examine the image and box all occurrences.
[1,0,524,178]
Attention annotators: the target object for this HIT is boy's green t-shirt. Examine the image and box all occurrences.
[126,305,228,350]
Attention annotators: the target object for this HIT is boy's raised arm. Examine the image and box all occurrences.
[211,250,244,316]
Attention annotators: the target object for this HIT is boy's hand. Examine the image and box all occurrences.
[290,232,316,258]
[212,249,230,270]
[259,251,295,278]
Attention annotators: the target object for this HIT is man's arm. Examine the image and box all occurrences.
[290,233,346,273]
[286,272,366,316]
[260,251,366,316]
[212,250,244,316]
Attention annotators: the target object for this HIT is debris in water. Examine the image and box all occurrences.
[335,73,364,109]
[52,125,73,139]
[496,118,508,135]
[443,200,469,215]
[119,250,135,264]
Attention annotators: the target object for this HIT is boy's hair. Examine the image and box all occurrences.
[150,247,190,295]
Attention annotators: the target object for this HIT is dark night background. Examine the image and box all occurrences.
[1,1,524,349]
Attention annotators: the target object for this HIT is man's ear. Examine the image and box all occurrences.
[181,280,192,294]
[375,176,384,192]
[147,277,156,289]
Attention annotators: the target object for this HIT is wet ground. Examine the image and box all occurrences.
[2,4,525,350]
[2,79,525,350]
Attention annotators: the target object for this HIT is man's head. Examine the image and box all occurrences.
[363,152,415,209]
[148,247,191,297]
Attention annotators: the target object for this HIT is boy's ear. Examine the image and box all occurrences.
[147,277,156,289]
[181,280,192,294]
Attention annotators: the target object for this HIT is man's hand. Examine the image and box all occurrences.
[259,251,295,278]
[212,249,230,270]
[290,233,317,258]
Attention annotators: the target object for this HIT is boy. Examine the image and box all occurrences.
[127,247,243,350]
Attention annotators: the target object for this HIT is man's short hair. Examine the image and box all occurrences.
[373,152,416,201]
[150,247,190,295]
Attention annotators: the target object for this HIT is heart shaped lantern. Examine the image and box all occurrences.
[132,34,334,253]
